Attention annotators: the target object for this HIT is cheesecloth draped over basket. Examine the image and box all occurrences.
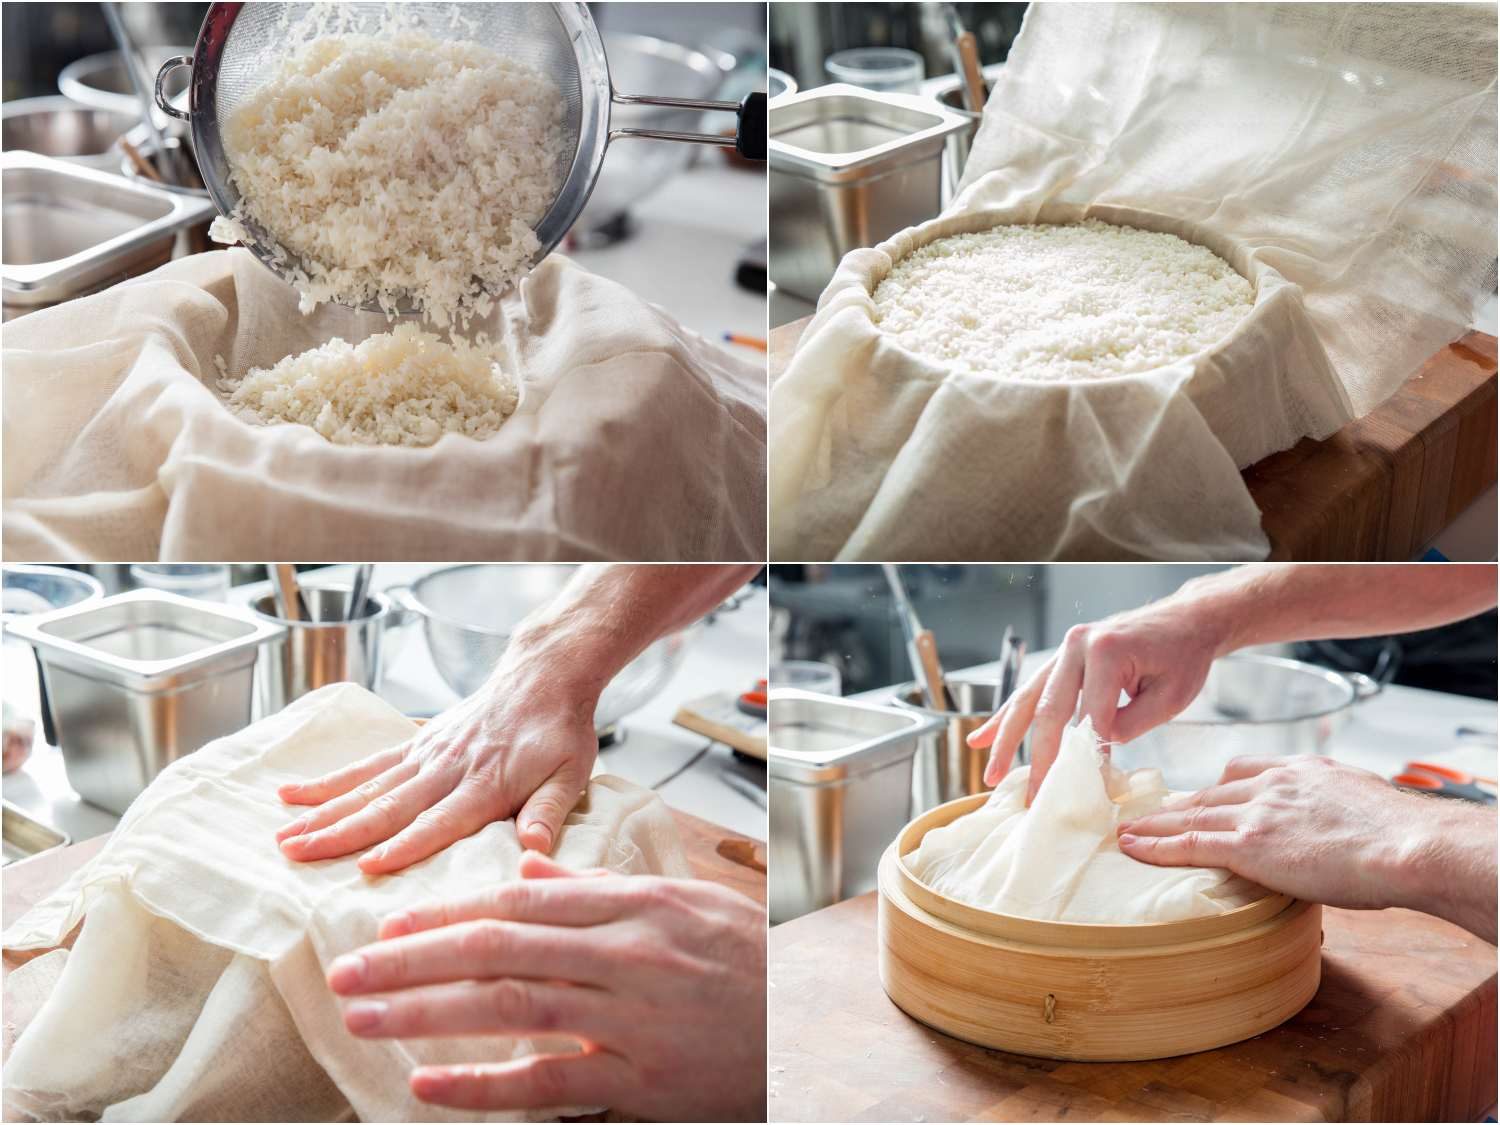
[770,2,1498,561]
[2,250,766,561]
[907,719,1264,924]
[1,683,692,1123]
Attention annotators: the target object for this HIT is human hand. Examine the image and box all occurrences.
[276,650,600,874]
[965,591,1229,802]
[326,852,768,1121]
[1117,755,1499,942]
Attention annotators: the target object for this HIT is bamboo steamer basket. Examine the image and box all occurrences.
[878,793,1323,1062]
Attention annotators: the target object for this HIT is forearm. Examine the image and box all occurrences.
[500,564,759,695]
[1175,564,1496,656]
[1387,798,1498,943]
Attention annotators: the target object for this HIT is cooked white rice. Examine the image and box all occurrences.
[871,220,1255,381]
[212,21,569,328]
[217,324,520,447]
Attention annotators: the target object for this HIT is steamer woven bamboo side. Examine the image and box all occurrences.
[877,795,1324,1061]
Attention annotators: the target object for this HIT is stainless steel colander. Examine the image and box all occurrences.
[155,2,766,313]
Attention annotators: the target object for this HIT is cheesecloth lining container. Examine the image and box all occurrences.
[770,1,1497,563]
[155,2,765,313]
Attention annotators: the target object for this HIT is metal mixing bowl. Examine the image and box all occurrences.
[392,565,694,738]
[1111,653,1381,791]
[1,565,104,621]
[58,47,193,118]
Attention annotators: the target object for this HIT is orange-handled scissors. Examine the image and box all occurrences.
[1392,762,1496,804]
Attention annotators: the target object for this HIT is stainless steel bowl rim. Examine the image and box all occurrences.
[1165,653,1379,727]
[402,564,541,639]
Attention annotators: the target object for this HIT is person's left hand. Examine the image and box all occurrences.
[325,853,767,1121]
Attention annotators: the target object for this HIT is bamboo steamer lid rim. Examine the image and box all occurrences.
[894,792,1295,950]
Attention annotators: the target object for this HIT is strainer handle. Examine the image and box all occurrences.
[155,55,193,122]
[610,91,767,162]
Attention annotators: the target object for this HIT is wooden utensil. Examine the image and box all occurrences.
[955,31,986,113]
[271,565,307,622]
[717,836,767,874]
[912,630,950,715]
[882,565,949,710]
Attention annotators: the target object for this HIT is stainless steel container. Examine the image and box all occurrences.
[2,801,69,866]
[930,78,987,193]
[893,675,1007,813]
[1,96,138,169]
[1113,654,1382,791]
[250,586,410,715]
[769,689,943,923]
[6,590,284,815]
[2,150,214,315]
[769,83,969,301]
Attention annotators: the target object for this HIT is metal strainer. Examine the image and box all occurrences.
[155,3,766,313]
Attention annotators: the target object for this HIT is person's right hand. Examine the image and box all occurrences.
[965,594,1229,802]
[327,852,768,1121]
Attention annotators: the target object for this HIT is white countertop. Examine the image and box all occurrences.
[3,566,768,849]
[566,156,765,357]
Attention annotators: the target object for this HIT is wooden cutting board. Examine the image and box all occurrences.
[2,808,764,949]
[769,318,1497,560]
[769,890,1497,1123]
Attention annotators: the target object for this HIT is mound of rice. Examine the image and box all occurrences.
[211,18,569,328]
[217,324,520,447]
[871,220,1255,381]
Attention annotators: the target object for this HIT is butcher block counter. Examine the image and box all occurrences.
[769,890,1496,1123]
[768,319,1498,561]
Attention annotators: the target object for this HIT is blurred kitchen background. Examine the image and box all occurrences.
[1,1,767,350]
[2,564,768,867]
[767,563,1497,922]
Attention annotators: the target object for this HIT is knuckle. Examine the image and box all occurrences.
[1063,624,1090,646]
[412,804,459,834]
[458,919,509,964]
[487,979,546,1029]
[1085,629,1119,660]
[366,791,407,826]
[487,881,532,919]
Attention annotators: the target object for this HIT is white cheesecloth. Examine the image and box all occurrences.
[907,719,1265,924]
[3,251,766,562]
[2,683,692,1122]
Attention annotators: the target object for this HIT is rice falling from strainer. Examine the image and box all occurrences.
[209,8,570,328]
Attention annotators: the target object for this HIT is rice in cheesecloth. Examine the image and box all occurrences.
[210,21,569,328]
[217,325,520,448]
[871,220,1255,380]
